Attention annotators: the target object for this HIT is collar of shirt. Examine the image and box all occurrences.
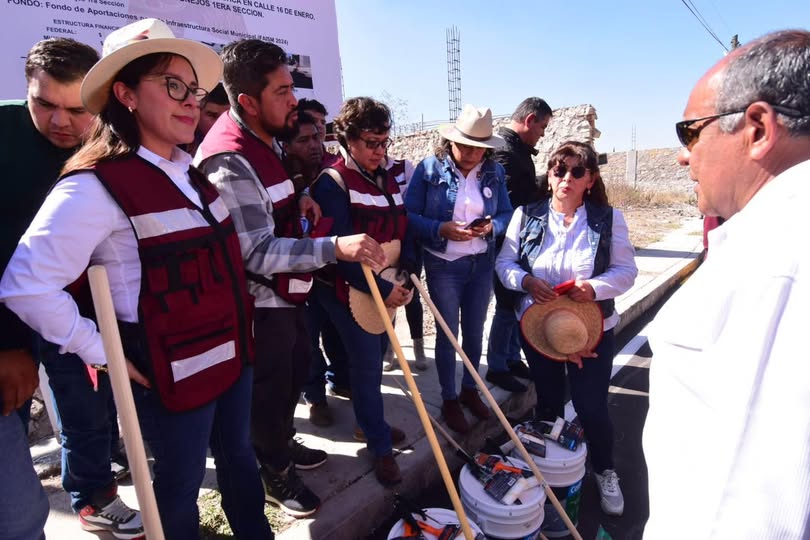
[338,145,385,185]
[136,145,201,207]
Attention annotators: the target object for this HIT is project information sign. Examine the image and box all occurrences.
[1,0,342,115]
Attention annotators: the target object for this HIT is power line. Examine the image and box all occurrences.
[679,0,729,52]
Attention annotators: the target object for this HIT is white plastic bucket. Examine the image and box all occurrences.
[386,507,484,540]
[511,425,587,538]
[458,456,545,540]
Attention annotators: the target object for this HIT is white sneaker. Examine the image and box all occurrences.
[382,348,397,372]
[594,469,624,516]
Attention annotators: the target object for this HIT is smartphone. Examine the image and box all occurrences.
[464,215,491,230]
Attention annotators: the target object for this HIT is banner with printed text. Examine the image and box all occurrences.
[1,0,342,116]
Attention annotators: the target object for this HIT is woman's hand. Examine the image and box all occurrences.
[567,279,596,302]
[126,359,151,388]
[384,284,412,308]
[566,349,598,369]
[468,221,493,239]
[439,221,476,242]
[522,275,557,304]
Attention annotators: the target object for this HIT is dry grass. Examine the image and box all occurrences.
[606,182,695,208]
[198,490,290,539]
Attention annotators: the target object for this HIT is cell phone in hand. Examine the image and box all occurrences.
[464,216,491,229]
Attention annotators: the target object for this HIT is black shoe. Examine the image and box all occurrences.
[485,369,528,393]
[327,384,352,400]
[289,437,327,470]
[261,465,320,518]
[508,361,531,380]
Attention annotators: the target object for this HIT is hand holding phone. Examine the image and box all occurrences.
[464,215,491,230]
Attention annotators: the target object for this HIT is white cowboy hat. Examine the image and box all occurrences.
[81,18,222,115]
[520,297,603,361]
[438,104,505,149]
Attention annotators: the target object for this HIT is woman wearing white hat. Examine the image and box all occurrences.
[495,141,637,518]
[0,19,273,539]
[405,105,513,434]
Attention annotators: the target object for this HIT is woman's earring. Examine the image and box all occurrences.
[128,106,134,114]
[587,188,592,195]
[547,184,552,192]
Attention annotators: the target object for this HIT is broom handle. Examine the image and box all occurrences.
[88,266,165,540]
[361,265,475,540]
[410,273,583,540]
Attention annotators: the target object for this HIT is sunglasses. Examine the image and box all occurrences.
[358,137,393,150]
[675,104,806,150]
[148,76,208,103]
[551,164,587,179]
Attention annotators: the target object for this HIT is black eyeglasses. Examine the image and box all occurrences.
[551,164,587,179]
[149,76,209,103]
[676,105,805,150]
[358,137,393,150]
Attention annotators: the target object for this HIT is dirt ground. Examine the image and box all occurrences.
[621,201,701,249]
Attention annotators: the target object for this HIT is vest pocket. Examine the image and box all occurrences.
[161,317,236,383]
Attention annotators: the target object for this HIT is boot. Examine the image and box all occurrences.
[382,346,396,372]
[459,386,491,420]
[441,399,470,434]
[412,338,428,371]
[374,453,402,486]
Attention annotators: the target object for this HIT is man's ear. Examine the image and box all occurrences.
[744,102,780,161]
[525,112,537,128]
[112,81,137,111]
[237,93,259,118]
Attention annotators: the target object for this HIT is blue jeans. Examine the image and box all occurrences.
[522,329,616,473]
[302,300,351,405]
[36,336,118,512]
[132,366,273,540]
[486,303,522,372]
[0,412,48,540]
[311,282,392,457]
[423,251,493,401]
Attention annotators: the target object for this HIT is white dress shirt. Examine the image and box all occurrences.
[426,160,488,261]
[0,146,200,366]
[495,203,637,331]
[644,159,810,539]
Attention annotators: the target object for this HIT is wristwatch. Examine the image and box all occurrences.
[90,363,109,373]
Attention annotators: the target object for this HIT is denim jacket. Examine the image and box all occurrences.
[405,154,513,262]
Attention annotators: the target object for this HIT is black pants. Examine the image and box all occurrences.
[521,329,616,473]
[251,306,311,471]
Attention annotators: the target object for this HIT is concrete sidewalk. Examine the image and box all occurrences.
[38,217,705,540]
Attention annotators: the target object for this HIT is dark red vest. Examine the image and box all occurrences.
[198,112,311,304]
[91,155,254,412]
[326,158,408,302]
[388,159,407,191]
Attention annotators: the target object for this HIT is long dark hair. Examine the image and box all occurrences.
[539,140,609,206]
[63,53,178,174]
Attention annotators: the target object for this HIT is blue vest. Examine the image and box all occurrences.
[518,199,614,318]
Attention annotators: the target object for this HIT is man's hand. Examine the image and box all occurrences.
[565,349,598,369]
[567,279,596,302]
[335,234,386,270]
[384,284,412,308]
[298,193,322,227]
[0,349,38,416]
[439,221,476,242]
[126,359,151,388]
[522,275,558,304]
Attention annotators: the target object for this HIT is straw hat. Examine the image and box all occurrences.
[349,240,405,335]
[520,297,603,361]
[438,104,505,149]
[81,18,223,114]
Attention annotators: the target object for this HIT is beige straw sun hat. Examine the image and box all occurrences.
[349,240,406,335]
[520,296,604,361]
[438,104,505,149]
[81,18,222,115]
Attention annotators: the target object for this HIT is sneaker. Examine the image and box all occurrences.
[485,369,528,393]
[289,437,327,470]
[508,361,531,380]
[261,465,320,518]
[308,402,333,427]
[79,495,145,539]
[594,469,624,516]
[382,348,397,372]
[110,452,131,482]
[353,425,406,445]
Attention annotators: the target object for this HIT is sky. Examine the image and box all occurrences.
[334,0,810,153]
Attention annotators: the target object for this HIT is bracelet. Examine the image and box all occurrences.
[90,363,108,373]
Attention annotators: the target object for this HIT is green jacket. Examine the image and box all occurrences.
[0,100,76,349]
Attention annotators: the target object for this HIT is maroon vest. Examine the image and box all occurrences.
[89,155,254,412]
[326,158,408,303]
[388,159,407,192]
[198,112,312,304]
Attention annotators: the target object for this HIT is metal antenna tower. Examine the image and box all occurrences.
[446,26,462,121]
